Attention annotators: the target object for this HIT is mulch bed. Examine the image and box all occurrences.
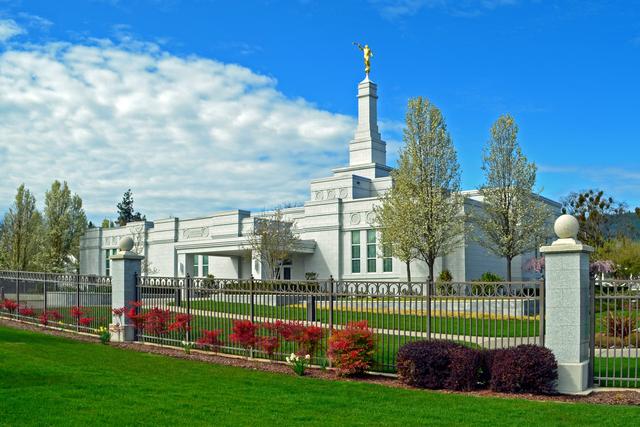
[2,318,639,406]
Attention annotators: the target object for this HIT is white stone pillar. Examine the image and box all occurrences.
[110,236,143,342]
[540,214,593,394]
[349,78,386,167]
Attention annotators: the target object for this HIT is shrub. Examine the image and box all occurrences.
[397,340,461,389]
[78,317,93,327]
[144,308,171,336]
[328,320,375,376]
[18,306,35,317]
[126,301,146,331]
[259,335,280,357]
[196,329,223,349]
[70,306,85,320]
[489,345,557,394]
[38,310,62,326]
[438,270,453,282]
[2,299,18,313]
[444,345,484,391]
[604,313,638,337]
[264,321,324,356]
[229,320,259,350]
[168,313,192,335]
[479,272,503,282]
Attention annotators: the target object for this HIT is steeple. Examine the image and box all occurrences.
[348,77,387,169]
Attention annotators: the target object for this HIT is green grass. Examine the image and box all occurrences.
[1,324,639,426]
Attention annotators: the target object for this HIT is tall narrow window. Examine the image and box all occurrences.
[351,230,361,273]
[383,244,393,272]
[367,229,376,273]
[202,256,209,277]
[193,255,199,277]
[105,249,116,276]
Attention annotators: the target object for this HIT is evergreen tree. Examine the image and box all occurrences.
[0,184,44,271]
[116,189,145,226]
[473,115,550,281]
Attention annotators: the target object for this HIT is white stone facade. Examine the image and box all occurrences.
[80,77,561,281]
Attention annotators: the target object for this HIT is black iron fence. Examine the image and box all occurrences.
[591,278,640,387]
[135,275,544,372]
[0,270,112,333]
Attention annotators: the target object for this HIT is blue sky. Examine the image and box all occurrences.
[0,0,638,222]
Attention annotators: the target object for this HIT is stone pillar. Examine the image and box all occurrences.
[349,78,386,167]
[110,236,144,342]
[540,214,593,394]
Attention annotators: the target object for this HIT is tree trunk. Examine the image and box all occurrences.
[428,261,435,294]
[406,260,412,284]
[506,257,512,282]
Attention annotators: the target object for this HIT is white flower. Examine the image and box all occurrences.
[305,354,311,360]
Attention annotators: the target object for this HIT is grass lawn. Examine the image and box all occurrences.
[1,325,639,426]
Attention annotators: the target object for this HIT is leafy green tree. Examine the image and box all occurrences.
[0,184,44,270]
[595,237,640,278]
[42,181,87,271]
[101,218,114,228]
[391,97,465,284]
[472,115,550,281]
[374,178,420,282]
[116,189,145,226]
[561,189,626,248]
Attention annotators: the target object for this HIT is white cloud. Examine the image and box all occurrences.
[0,39,356,221]
[371,0,518,19]
[0,19,25,42]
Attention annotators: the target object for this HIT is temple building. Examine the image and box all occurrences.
[79,75,560,281]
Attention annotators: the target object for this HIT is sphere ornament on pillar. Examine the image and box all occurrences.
[118,236,135,252]
[554,214,579,240]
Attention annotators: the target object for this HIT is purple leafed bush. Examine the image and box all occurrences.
[444,345,484,391]
[489,345,558,394]
[396,340,461,389]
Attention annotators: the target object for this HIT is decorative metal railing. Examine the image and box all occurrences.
[591,278,640,387]
[0,270,112,333]
[134,276,544,372]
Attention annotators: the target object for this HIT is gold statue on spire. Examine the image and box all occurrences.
[353,42,373,77]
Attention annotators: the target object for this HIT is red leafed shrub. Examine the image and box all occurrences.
[70,306,85,319]
[38,310,62,325]
[397,340,462,389]
[112,307,127,317]
[196,329,223,349]
[168,313,192,336]
[328,320,375,376]
[18,306,35,317]
[259,335,280,356]
[264,321,324,356]
[143,308,171,336]
[444,345,484,391]
[126,302,146,331]
[489,345,557,394]
[604,313,638,337]
[229,320,259,349]
[2,299,18,313]
[78,317,93,327]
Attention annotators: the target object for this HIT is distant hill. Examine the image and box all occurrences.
[608,212,640,240]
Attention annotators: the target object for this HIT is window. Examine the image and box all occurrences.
[202,256,209,277]
[276,259,292,280]
[367,229,376,273]
[105,248,116,276]
[351,230,361,273]
[383,244,393,272]
[193,255,199,277]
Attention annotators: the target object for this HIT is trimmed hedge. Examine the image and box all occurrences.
[397,341,558,395]
[489,345,557,394]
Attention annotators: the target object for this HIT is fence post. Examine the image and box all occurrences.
[328,275,334,368]
[186,274,191,343]
[425,278,432,340]
[250,275,255,324]
[539,279,545,347]
[15,271,20,310]
[43,272,47,315]
[76,272,81,332]
[109,236,143,342]
[540,214,593,394]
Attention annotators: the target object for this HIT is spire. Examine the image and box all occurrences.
[349,78,387,168]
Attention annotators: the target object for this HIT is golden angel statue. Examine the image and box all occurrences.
[353,42,373,77]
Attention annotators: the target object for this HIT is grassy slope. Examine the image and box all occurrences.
[0,325,639,426]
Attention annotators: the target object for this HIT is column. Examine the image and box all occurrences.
[540,214,593,394]
[110,236,143,342]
